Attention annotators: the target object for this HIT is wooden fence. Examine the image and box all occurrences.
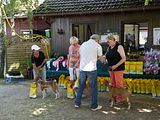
[5,35,50,77]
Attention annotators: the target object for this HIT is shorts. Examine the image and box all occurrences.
[33,66,46,81]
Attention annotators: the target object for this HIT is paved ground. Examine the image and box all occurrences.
[0,79,160,120]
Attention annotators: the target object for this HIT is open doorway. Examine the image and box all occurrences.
[139,23,148,49]
[72,23,96,44]
[123,22,148,54]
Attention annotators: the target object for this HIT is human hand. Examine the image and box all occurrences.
[39,67,43,71]
[111,65,117,70]
[38,66,42,71]
[34,75,39,82]
[70,80,75,88]
[75,63,79,68]
[99,56,106,63]
[102,56,106,63]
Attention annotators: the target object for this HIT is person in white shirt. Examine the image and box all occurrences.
[75,34,103,111]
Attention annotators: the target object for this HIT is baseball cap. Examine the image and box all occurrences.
[31,45,40,51]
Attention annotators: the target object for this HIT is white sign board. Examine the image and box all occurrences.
[100,35,108,43]
[100,34,119,43]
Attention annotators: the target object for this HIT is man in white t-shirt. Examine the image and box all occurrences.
[75,34,103,111]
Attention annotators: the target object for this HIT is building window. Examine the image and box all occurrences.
[139,27,148,48]
[20,30,33,34]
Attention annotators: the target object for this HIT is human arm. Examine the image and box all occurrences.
[67,54,70,68]
[75,45,80,68]
[31,55,39,79]
[32,63,38,73]
[67,46,72,68]
[112,45,126,70]
[38,59,46,70]
[31,54,38,73]
[97,44,106,63]
[38,52,46,70]
[75,59,80,68]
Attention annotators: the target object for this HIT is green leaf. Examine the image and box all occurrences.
[144,0,152,6]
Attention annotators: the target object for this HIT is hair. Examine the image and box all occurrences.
[69,36,79,45]
[107,34,116,41]
[90,34,100,41]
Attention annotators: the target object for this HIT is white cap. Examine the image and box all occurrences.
[31,45,40,50]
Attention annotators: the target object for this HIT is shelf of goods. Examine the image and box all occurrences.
[58,74,160,98]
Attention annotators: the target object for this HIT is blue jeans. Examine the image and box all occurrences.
[75,70,98,109]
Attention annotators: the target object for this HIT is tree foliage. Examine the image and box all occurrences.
[144,0,152,6]
[1,0,39,28]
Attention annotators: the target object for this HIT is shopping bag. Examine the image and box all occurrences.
[29,82,37,98]
[67,82,75,99]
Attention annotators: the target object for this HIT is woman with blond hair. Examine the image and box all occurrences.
[105,34,126,103]
[68,36,80,90]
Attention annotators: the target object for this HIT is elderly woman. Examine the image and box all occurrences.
[68,36,80,87]
[105,35,126,103]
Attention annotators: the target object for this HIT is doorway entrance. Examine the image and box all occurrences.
[123,22,148,53]
[72,23,96,44]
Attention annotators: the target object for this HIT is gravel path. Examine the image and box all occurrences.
[0,80,160,120]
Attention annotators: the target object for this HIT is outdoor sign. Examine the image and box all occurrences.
[100,33,119,43]
[100,34,108,43]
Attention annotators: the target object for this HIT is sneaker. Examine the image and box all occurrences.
[74,105,80,108]
[55,92,60,99]
[91,105,102,111]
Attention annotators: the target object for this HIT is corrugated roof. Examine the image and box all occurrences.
[33,0,160,16]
